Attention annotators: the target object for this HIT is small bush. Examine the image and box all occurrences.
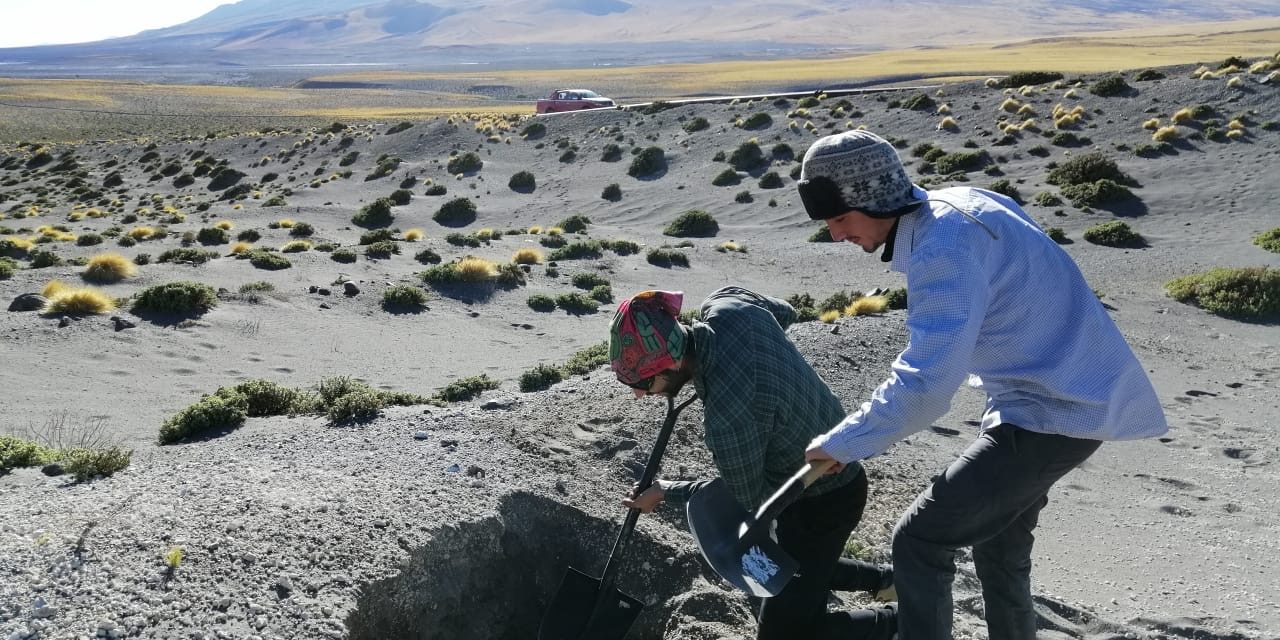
[738,113,772,129]
[1001,72,1064,88]
[728,140,765,171]
[521,122,546,138]
[735,191,753,203]
[29,250,62,269]
[512,248,543,264]
[601,183,622,201]
[425,184,448,196]
[1,435,55,471]
[1090,75,1130,97]
[75,233,103,247]
[281,240,311,253]
[131,281,217,315]
[933,150,990,174]
[414,248,442,264]
[82,253,137,283]
[386,121,414,135]
[1033,192,1063,207]
[509,171,536,192]
[628,146,667,178]
[664,209,719,237]
[219,379,311,417]
[433,375,499,403]
[555,292,600,314]
[247,250,292,270]
[1253,228,1280,254]
[327,389,385,423]
[547,240,604,261]
[447,152,483,175]
[1082,220,1144,247]
[683,117,710,133]
[758,172,784,189]
[558,215,591,233]
[519,364,565,392]
[1165,267,1279,321]
[360,229,396,245]
[986,179,1022,202]
[601,143,623,162]
[1060,179,1135,208]
[331,248,357,263]
[605,239,640,255]
[382,284,429,309]
[808,227,834,242]
[571,272,610,289]
[1135,69,1166,81]
[1045,227,1068,243]
[159,396,246,444]
[0,256,16,279]
[353,198,395,228]
[43,287,117,315]
[647,247,690,268]
[389,189,413,205]
[433,197,478,227]
[900,93,936,111]
[527,294,557,312]
[1046,152,1131,186]
[712,168,742,187]
[364,241,399,259]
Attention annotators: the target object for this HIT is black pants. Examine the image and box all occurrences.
[756,471,897,640]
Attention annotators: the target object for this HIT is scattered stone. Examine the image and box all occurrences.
[317,288,331,296]
[343,282,360,296]
[319,303,331,309]
[110,316,136,332]
[413,430,430,440]
[57,317,71,328]
[465,465,486,478]
[446,464,461,473]
[40,463,64,477]
[829,325,840,335]
[308,285,318,294]
[8,294,47,312]
[480,397,515,410]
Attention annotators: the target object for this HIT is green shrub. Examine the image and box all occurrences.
[360,229,396,245]
[447,232,482,248]
[219,379,311,417]
[519,364,565,392]
[1045,227,1068,243]
[1050,132,1090,147]
[0,256,17,279]
[509,171,536,192]
[386,121,414,135]
[1046,152,1132,186]
[547,240,603,261]
[527,294,557,312]
[447,152,483,175]
[353,198,395,228]
[331,248,357,263]
[647,247,690,267]
[1166,267,1279,321]
[571,272,610,289]
[728,140,765,171]
[986,179,1022,202]
[339,151,360,166]
[883,287,907,310]
[601,143,623,162]
[1134,69,1166,81]
[433,197,477,227]
[1253,228,1280,254]
[605,239,640,255]
[237,229,262,242]
[628,146,667,177]
[1134,142,1173,158]
[76,233,103,247]
[933,150,990,174]
[1082,220,1144,247]
[155,248,217,265]
[425,184,447,196]
[58,446,133,482]
[758,172,784,189]
[664,209,719,237]
[1060,179,1135,208]
[196,227,229,245]
[415,248,442,264]
[900,93,935,111]
[1090,75,1130,97]
[557,214,591,233]
[735,191,753,203]
[29,250,61,268]
[1000,71,1064,88]
[327,389,384,423]
[738,113,772,129]
[365,155,401,181]
[683,117,710,133]
[712,168,742,187]
[808,227,834,242]
[563,341,609,376]
[133,281,218,314]
[365,241,400,259]
[248,250,292,270]
[289,222,314,237]
[389,189,413,205]
[1033,191,1063,207]
[539,234,567,249]
[521,122,546,138]
[383,284,429,309]
[159,396,246,444]
[559,149,577,163]
[433,374,499,403]
[555,292,600,314]
[601,183,622,201]
[0,435,55,472]
[589,284,613,303]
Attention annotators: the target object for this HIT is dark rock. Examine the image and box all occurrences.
[111,316,136,331]
[317,288,331,296]
[308,285,318,294]
[465,465,486,478]
[319,303,331,309]
[8,293,47,312]
[57,316,71,328]
[41,463,65,477]
[343,282,360,296]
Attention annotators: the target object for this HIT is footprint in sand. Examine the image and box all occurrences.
[172,368,197,376]
[1159,505,1194,517]
[273,367,294,374]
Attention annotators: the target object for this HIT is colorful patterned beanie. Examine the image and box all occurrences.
[609,290,687,385]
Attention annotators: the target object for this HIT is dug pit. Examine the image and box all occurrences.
[345,491,707,640]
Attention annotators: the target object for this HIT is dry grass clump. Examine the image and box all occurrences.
[818,310,841,324]
[280,240,312,253]
[1141,118,1160,130]
[455,256,498,281]
[42,280,70,298]
[1171,108,1194,123]
[1152,126,1179,142]
[276,218,296,228]
[229,241,254,254]
[82,253,137,283]
[999,98,1022,113]
[42,286,117,315]
[1226,129,1245,140]
[128,226,160,240]
[844,295,888,317]
[1226,76,1244,88]
[937,116,959,131]
[403,229,425,242]
[512,247,543,265]
[215,220,234,231]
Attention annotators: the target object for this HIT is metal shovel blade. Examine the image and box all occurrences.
[538,567,643,640]
[686,479,798,598]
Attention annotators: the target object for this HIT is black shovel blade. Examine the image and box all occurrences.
[538,566,644,640]
[686,479,798,598]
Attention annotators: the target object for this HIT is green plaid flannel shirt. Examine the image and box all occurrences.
[663,286,861,511]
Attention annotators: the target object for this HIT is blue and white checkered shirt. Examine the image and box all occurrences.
[814,187,1169,463]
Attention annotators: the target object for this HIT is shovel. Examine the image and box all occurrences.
[538,393,698,640]
[686,459,837,597]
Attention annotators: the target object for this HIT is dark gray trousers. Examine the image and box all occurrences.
[892,423,1101,640]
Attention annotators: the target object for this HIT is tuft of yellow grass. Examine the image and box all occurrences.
[280,240,312,252]
[1250,60,1274,73]
[85,208,104,218]
[545,227,564,236]
[1265,70,1280,84]
[229,242,254,254]
[403,229,425,242]
[999,98,1022,113]
[844,295,888,317]
[42,280,70,298]
[42,286,117,315]
[1226,76,1244,88]
[1152,126,1179,141]
[82,253,137,283]
[475,228,495,241]
[1192,65,1211,77]
[527,225,543,234]
[936,103,951,115]
[818,310,841,324]
[215,220,234,230]
[1142,118,1161,130]
[1227,119,1246,130]
[512,247,543,264]
[1226,129,1245,140]
[937,116,959,131]
[456,256,498,282]
[67,212,84,222]
[128,226,158,240]
[3,236,35,252]
[277,219,296,228]
[984,78,999,88]
[1171,108,1194,123]
[1063,88,1079,99]
[719,241,743,253]
[1016,104,1036,116]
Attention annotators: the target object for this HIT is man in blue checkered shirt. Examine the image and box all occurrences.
[611,286,896,640]
[795,130,1169,640]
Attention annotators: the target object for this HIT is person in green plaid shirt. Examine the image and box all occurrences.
[611,286,897,640]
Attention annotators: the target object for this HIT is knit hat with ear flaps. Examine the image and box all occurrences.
[798,131,925,220]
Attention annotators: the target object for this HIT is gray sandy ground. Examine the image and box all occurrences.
[1,63,1278,638]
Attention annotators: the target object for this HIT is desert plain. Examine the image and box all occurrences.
[1,28,1279,640]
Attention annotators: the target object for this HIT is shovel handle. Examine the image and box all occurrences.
[751,458,837,526]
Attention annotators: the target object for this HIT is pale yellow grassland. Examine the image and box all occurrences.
[845,296,889,317]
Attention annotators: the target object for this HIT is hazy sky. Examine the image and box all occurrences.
[0,0,236,48]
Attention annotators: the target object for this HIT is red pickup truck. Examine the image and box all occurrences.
[536,89,616,114]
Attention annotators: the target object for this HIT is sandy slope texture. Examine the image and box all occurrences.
[2,62,1279,638]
